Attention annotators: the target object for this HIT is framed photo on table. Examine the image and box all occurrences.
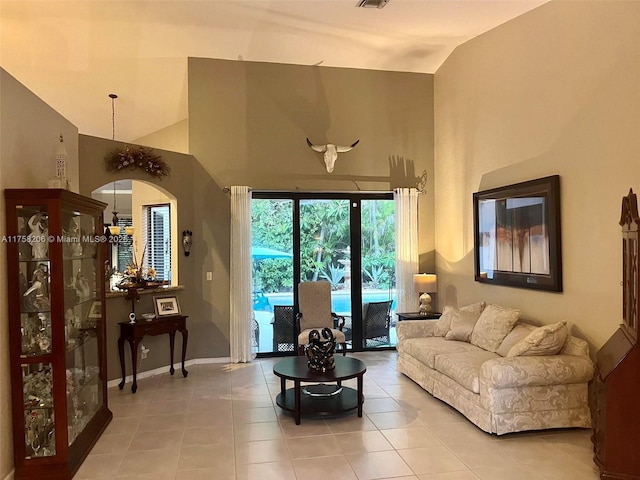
[154,296,181,317]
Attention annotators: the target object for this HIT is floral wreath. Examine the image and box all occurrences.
[104,145,170,180]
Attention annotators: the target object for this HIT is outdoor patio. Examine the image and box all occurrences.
[253,307,398,354]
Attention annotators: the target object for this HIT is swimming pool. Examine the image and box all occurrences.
[265,290,396,314]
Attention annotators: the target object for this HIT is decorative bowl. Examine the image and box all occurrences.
[142,313,155,322]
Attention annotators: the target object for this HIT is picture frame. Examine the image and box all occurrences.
[473,175,562,292]
[154,295,181,317]
[87,300,102,319]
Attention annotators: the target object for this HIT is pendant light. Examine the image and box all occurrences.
[109,180,121,235]
[108,93,122,236]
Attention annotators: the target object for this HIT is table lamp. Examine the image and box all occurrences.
[413,274,437,313]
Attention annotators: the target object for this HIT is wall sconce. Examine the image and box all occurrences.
[413,273,438,313]
[182,230,193,256]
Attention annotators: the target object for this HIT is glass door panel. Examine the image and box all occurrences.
[360,199,396,348]
[252,193,395,355]
[251,199,294,354]
[300,199,352,348]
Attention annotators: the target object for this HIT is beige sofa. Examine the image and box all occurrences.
[396,303,594,435]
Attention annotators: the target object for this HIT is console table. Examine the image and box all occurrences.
[117,315,189,393]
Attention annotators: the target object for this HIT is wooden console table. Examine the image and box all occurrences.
[117,315,189,393]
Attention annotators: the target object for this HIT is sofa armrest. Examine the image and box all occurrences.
[396,320,437,342]
[480,355,594,389]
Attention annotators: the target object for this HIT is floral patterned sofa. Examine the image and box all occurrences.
[396,302,594,435]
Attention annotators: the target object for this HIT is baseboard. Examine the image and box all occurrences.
[107,356,232,388]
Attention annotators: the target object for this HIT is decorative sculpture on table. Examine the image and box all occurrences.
[306,138,360,173]
[305,328,336,372]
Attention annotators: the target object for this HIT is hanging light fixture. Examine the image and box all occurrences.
[108,93,122,236]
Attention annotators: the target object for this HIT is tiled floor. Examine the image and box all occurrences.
[76,351,600,479]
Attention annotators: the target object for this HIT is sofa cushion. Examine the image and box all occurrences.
[401,337,483,369]
[507,321,568,357]
[433,302,486,337]
[470,304,520,352]
[496,324,536,356]
[445,308,483,342]
[434,350,499,393]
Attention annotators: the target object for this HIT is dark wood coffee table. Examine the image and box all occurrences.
[273,356,366,424]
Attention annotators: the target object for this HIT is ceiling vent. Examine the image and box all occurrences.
[355,0,389,9]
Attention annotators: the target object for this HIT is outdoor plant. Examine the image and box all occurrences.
[363,264,389,289]
[319,264,345,290]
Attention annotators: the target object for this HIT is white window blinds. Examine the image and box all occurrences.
[143,204,171,282]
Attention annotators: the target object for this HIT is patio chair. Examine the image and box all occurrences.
[362,300,392,347]
[296,281,347,356]
[272,305,296,352]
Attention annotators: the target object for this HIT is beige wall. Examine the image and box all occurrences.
[434,0,640,350]
[188,58,436,323]
[0,68,79,480]
[134,119,189,155]
[78,134,231,381]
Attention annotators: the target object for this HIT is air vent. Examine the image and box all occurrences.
[355,0,389,9]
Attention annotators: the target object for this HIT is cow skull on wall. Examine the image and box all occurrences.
[306,138,360,173]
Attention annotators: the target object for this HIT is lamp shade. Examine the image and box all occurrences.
[413,273,437,293]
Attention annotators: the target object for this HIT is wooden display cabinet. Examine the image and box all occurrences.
[4,189,112,480]
[591,188,640,480]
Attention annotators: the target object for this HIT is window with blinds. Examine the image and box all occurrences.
[142,204,171,282]
[115,217,133,272]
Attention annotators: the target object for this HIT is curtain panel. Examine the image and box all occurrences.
[394,188,419,313]
[229,186,256,362]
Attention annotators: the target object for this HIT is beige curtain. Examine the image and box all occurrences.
[394,188,419,313]
[229,186,255,362]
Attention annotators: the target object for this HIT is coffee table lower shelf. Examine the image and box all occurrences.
[276,384,360,421]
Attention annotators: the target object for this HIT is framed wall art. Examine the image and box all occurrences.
[473,175,562,292]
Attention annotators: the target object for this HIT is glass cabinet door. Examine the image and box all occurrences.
[16,205,56,458]
[62,211,103,445]
[22,363,56,457]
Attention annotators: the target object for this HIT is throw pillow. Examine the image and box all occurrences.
[507,321,568,357]
[496,324,535,357]
[470,304,520,352]
[445,309,483,342]
[433,301,486,337]
[433,306,455,337]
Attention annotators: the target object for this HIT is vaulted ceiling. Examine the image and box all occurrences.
[0,0,546,143]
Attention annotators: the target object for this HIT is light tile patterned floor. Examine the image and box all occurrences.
[76,351,600,479]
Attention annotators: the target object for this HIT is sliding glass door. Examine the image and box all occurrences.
[251,192,395,355]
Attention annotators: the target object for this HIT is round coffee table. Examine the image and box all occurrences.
[273,356,367,425]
